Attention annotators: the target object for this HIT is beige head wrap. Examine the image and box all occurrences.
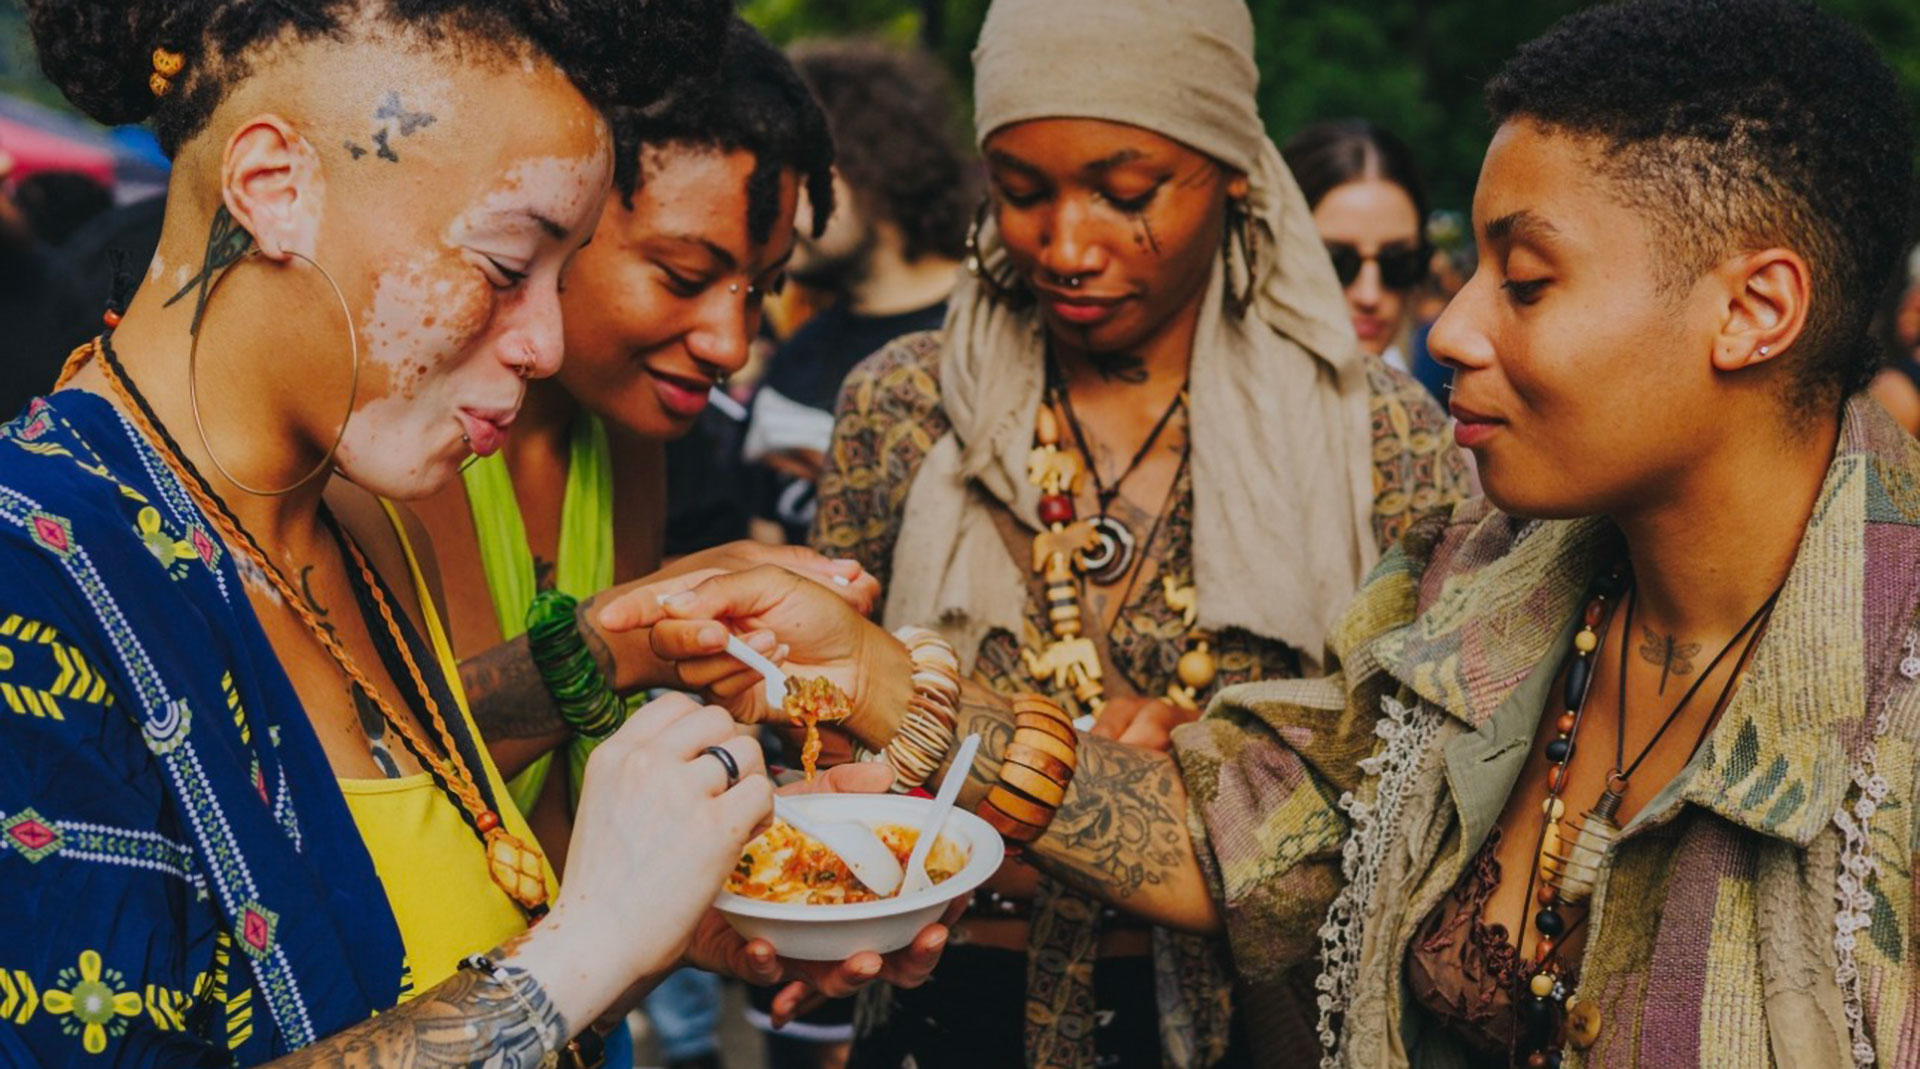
[883,0,1377,672]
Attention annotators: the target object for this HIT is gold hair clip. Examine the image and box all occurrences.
[150,48,185,97]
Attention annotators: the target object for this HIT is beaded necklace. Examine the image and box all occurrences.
[1514,570,1778,1065]
[1021,389,1217,716]
[84,335,550,913]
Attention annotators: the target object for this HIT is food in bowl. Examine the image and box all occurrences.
[714,793,1005,960]
[728,819,968,904]
[781,675,852,782]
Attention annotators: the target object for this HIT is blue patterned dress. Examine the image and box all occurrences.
[0,391,409,1065]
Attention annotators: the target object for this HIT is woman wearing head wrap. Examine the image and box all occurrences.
[803,0,1466,1064]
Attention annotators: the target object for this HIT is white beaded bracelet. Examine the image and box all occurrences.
[883,626,962,793]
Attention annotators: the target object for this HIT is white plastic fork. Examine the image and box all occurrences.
[899,734,981,897]
[725,634,789,707]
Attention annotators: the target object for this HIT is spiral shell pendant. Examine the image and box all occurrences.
[1078,515,1137,585]
[1543,788,1622,905]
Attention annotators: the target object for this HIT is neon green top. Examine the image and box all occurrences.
[460,413,616,815]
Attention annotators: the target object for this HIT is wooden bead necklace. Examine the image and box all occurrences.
[1515,568,1779,1066]
[1021,387,1216,716]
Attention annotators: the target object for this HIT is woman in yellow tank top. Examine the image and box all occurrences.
[0,4,945,1067]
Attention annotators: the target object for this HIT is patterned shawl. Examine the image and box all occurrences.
[0,392,410,1064]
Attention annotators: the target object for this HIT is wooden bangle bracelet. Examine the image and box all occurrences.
[998,760,1067,808]
[1012,694,1074,726]
[979,794,1047,842]
[1015,709,1077,748]
[1005,740,1075,783]
[985,784,1056,828]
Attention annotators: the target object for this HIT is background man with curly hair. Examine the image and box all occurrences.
[743,38,976,545]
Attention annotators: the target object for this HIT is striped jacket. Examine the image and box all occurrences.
[1174,397,1919,1067]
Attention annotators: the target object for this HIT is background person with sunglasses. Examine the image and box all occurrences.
[1283,120,1432,374]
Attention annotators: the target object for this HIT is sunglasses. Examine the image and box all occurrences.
[1324,242,1430,291]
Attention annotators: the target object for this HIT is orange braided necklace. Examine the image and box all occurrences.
[65,337,550,911]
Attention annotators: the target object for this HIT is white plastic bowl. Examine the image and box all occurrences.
[714,792,1004,961]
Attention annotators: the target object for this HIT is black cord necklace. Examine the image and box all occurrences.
[1610,583,1780,793]
[96,335,521,900]
[1044,349,1188,585]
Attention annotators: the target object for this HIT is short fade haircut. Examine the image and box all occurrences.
[1486,0,1915,409]
[789,38,976,263]
[611,17,835,245]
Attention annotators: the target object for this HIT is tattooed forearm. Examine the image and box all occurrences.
[1032,731,1192,902]
[943,681,1220,932]
[270,954,566,1068]
[462,597,621,744]
[460,634,567,740]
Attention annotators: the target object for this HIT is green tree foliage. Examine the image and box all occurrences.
[743,0,1920,219]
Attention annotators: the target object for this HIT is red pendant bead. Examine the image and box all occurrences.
[1584,600,1605,628]
[1537,883,1558,906]
[1536,936,1556,961]
[1556,713,1576,735]
[476,810,501,832]
[103,308,122,328]
[1038,494,1076,527]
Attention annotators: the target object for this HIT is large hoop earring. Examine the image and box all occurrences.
[964,197,1031,307]
[188,249,360,497]
[1223,198,1258,319]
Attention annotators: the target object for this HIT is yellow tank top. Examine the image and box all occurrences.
[338,504,557,997]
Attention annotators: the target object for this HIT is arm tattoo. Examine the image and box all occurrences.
[1033,732,1189,900]
[164,205,254,335]
[272,951,565,1067]
[460,599,618,741]
[459,634,566,740]
[948,685,1191,901]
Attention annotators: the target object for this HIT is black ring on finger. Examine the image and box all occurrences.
[703,744,741,789]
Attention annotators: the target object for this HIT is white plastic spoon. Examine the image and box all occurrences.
[724,634,789,707]
[773,795,905,897]
[899,734,981,897]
